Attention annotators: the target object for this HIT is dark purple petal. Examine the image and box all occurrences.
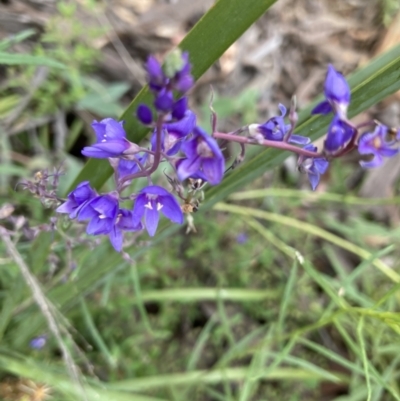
[313,158,329,174]
[174,74,194,92]
[117,209,143,231]
[325,64,350,106]
[165,110,196,136]
[180,135,198,159]
[177,156,202,182]
[137,104,153,125]
[87,216,113,235]
[91,118,126,142]
[109,226,123,252]
[81,140,130,158]
[307,172,320,191]
[139,185,171,197]
[145,205,160,237]
[201,157,224,185]
[172,97,188,120]
[154,89,173,112]
[91,121,106,142]
[289,134,310,145]
[90,195,118,217]
[146,56,164,89]
[72,181,96,204]
[325,117,355,153]
[77,201,98,221]
[159,194,183,224]
[104,119,126,140]
[56,200,76,215]
[379,147,398,157]
[132,193,147,224]
[304,144,317,153]
[311,100,333,115]
[118,154,148,179]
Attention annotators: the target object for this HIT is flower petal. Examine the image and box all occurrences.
[137,104,153,125]
[311,100,332,115]
[109,226,123,252]
[145,206,160,237]
[177,156,202,181]
[87,216,112,235]
[307,172,320,191]
[201,157,224,185]
[289,134,310,145]
[160,195,183,224]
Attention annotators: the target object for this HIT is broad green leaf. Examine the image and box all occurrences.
[0,51,65,68]
[70,0,278,191]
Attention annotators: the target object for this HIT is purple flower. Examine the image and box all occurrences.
[146,56,167,91]
[300,144,329,191]
[117,153,148,180]
[358,125,398,168]
[154,88,174,112]
[30,335,47,349]
[172,52,193,93]
[324,116,355,153]
[236,233,248,244]
[82,118,132,158]
[110,209,143,252]
[177,126,225,185]
[312,65,350,118]
[151,110,196,155]
[78,194,143,251]
[172,97,188,120]
[78,194,119,235]
[137,104,153,125]
[56,181,97,219]
[250,104,310,145]
[146,52,194,95]
[132,185,183,237]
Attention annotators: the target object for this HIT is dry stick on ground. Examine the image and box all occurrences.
[0,226,88,401]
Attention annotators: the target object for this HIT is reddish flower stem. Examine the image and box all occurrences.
[213,132,322,158]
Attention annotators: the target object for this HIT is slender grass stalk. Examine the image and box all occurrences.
[214,203,400,283]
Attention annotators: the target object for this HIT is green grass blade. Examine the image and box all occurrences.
[214,202,400,283]
[357,317,372,401]
[0,52,65,68]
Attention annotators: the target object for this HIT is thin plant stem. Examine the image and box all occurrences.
[213,131,322,158]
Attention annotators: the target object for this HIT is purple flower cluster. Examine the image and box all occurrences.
[55,51,400,252]
[57,50,225,252]
[311,65,398,171]
[312,65,356,154]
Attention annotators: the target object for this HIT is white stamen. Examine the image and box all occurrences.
[156,202,163,211]
[99,214,107,219]
[144,201,153,210]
